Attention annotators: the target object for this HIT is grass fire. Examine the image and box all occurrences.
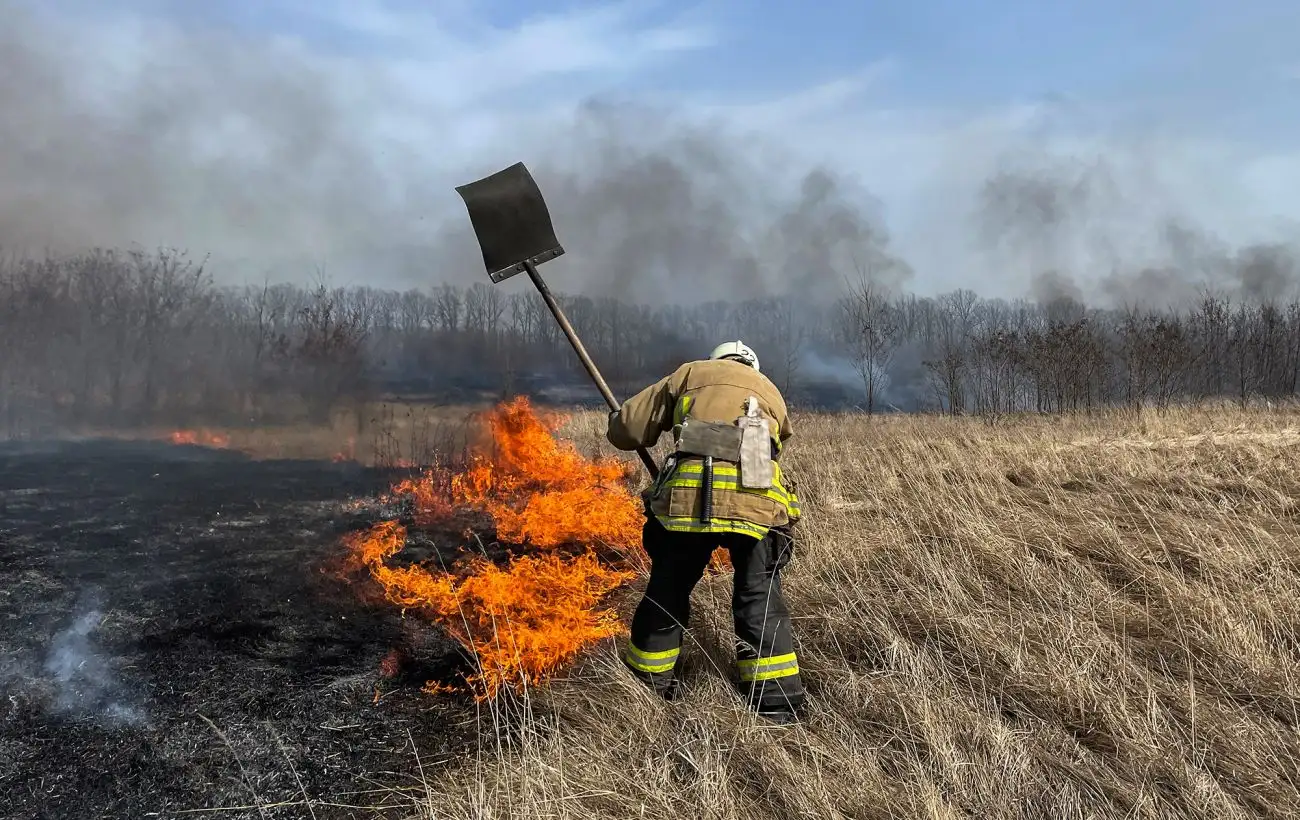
[6,395,1300,819]
[7,3,1300,811]
[341,397,643,701]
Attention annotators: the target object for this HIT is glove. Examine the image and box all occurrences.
[768,526,795,574]
[608,409,620,426]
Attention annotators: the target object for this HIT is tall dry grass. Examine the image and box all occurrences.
[399,404,1300,820]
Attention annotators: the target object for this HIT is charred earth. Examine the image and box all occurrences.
[0,439,479,820]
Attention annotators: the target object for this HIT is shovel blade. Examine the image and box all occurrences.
[455,162,565,283]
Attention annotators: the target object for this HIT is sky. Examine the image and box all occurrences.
[4,0,1300,302]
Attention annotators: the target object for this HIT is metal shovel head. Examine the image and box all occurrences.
[455,161,565,283]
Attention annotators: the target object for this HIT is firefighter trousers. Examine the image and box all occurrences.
[623,516,805,714]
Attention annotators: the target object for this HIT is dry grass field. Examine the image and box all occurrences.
[390,403,1300,820]
[14,400,1299,818]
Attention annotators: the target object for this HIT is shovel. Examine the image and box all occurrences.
[455,161,660,479]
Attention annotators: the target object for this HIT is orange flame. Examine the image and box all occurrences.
[448,397,645,549]
[167,429,231,448]
[343,397,648,700]
[332,435,357,463]
[344,520,633,699]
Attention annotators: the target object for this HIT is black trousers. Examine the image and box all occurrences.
[623,516,805,713]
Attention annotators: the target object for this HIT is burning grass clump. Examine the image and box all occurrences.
[343,396,646,701]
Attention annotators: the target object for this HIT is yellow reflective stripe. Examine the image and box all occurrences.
[737,652,800,682]
[737,652,797,669]
[743,665,801,682]
[672,461,795,494]
[656,515,772,539]
[666,480,796,513]
[624,642,679,674]
[626,658,675,674]
[627,644,678,661]
[667,476,794,507]
[674,460,783,478]
[673,396,695,427]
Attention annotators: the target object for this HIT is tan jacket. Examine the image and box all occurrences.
[607,358,794,453]
[607,359,799,535]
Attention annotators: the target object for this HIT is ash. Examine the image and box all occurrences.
[0,439,478,820]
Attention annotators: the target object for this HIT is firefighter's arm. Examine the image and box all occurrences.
[606,370,680,451]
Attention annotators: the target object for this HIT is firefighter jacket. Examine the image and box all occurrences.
[607,358,802,539]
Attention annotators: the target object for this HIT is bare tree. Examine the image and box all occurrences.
[839,277,899,414]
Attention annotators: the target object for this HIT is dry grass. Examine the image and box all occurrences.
[397,404,1300,820]
[64,401,487,467]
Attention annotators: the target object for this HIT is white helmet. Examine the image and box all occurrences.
[708,340,760,372]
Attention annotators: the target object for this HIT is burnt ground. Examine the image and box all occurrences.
[0,439,490,820]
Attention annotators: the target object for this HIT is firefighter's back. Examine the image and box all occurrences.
[667,358,791,449]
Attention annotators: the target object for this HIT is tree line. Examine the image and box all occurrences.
[2,247,1298,436]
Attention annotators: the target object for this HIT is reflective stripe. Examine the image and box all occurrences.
[673,395,695,427]
[669,466,795,508]
[737,652,800,682]
[657,515,773,539]
[669,461,801,515]
[624,642,679,674]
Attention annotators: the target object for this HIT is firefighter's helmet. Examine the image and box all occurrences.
[708,340,760,372]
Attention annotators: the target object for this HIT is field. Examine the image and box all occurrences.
[3,401,1299,819]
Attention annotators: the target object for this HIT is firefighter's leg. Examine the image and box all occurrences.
[624,518,714,698]
[726,526,805,715]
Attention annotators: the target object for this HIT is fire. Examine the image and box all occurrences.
[167,429,231,448]
[446,397,645,549]
[331,435,357,463]
[343,397,647,700]
[345,521,633,699]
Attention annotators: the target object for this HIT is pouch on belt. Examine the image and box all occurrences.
[737,396,774,490]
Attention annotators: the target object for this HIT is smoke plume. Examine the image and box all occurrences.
[2,591,151,728]
[975,155,1300,309]
[0,3,907,306]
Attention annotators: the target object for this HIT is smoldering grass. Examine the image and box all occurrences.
[7,592,157,730]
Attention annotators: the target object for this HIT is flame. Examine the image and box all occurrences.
[345,521,633,699]
[378,648,403,679]
[332,435,357,463]
[343,397,648,700]
[447,396,645,549]
[167,429,231,448]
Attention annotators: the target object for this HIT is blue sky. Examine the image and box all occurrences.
[141,0,1298,130]
[11,0,1300,296]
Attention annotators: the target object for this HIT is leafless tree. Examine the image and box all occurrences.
[839,277,899,414]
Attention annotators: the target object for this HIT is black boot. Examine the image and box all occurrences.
[755,705,801,725]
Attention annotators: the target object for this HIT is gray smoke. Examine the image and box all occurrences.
[976,156,1300,310]
[515,103,908,305]
[0,1,431,279]
[2,591,151,728]
[0,3,907,306]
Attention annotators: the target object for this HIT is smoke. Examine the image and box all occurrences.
[0,2,432,278]
[975,155,1300,309]
[0,3,907,306]
[798,350,861,394]
[2,591,151,728]
[5,3,1294,314]
[1029,269,1084,307]
[514,103,910,304]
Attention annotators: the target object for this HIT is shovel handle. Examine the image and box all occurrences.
[522,261,660,479]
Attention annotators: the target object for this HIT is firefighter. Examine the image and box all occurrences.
[606,340,805,724]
